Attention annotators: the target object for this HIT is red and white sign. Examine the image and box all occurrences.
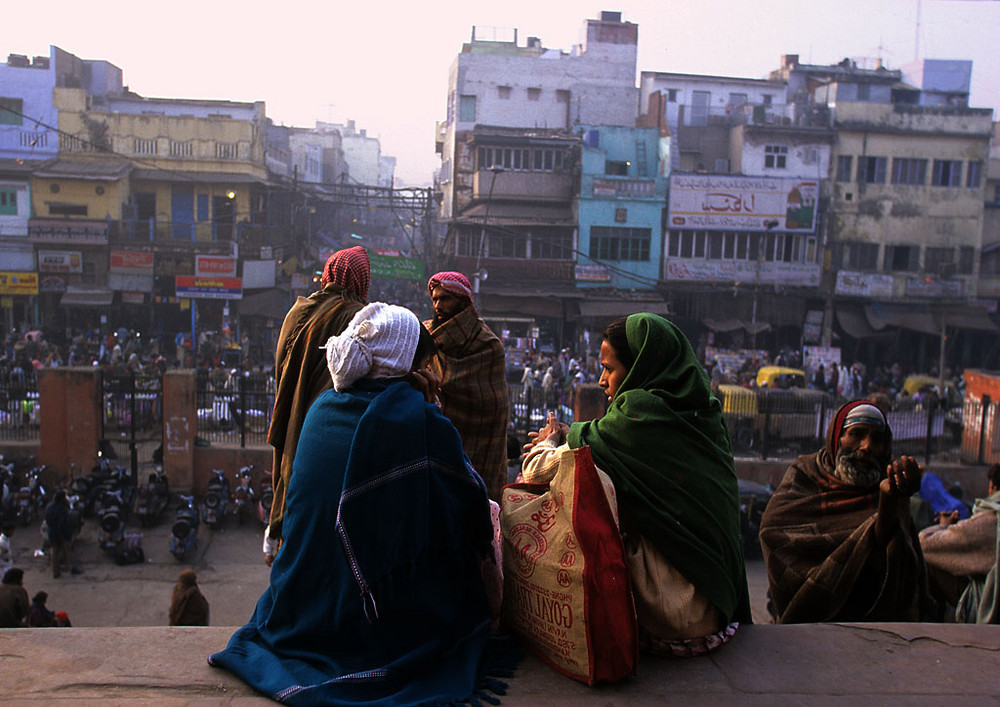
[175,275,243,300]
[196,255,237,278]
[110,250,154,274]
[38,250,83,274]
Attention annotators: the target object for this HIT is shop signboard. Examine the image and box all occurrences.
[175,275,242,300]
[668,174,818,232]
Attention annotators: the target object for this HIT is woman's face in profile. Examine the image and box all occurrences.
[598,339,629,402]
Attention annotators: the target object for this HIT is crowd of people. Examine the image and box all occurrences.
[206,245,1000,703]
[2,244,996,700]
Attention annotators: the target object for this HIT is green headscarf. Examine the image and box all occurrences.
[567,313,751,623]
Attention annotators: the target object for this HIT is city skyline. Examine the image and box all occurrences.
[3,0,998,186]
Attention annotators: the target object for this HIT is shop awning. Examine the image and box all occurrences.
[576,300,670,319]
[130,169,265,184]
[941,307,998,332]
[865,303,938,336]
[238,289,291,320]
[60,288,114,307]
[836,305,880,339]
[863,302,998,335]
[704,318,771,335]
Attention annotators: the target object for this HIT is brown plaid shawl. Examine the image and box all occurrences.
[424,305,509,501]
[267,285,364,541]
[759,450,932,623]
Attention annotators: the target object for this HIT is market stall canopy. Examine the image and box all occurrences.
[238,289,291,320]
[864,303,998,335]
[60,287,114,307]
[576,300,670,319]
[704,318,771,335]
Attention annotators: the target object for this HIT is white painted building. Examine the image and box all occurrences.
[319,120,392,187]
[439,11,639,218]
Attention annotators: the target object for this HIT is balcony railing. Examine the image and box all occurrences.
[108,220,288,249]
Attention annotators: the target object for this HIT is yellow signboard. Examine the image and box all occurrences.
[0,271,39,295]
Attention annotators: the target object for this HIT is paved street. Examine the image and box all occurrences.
[5,498,773,629]
[7,501,271,629]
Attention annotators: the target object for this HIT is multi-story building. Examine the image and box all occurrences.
[0,47,113,330]
[981,122,1000,307]
[786,55,997,370]
[437,11,643,347]
[33,79,273,336]
[574,124,669,329]
[641,67,831,353]
[319,120,391,187]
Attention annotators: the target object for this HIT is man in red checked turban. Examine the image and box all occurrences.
[425,271,509,501]
[265,246,370,562]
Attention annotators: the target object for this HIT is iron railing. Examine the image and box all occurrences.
[195,370,274,447]
[0,369,40,441]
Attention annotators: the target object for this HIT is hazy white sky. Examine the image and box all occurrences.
[4,0,998,186]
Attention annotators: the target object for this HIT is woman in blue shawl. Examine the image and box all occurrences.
[210,302,500,705]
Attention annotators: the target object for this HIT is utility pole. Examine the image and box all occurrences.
[473,165,505,299]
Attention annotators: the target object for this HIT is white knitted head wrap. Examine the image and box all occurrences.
[321,302,420,392]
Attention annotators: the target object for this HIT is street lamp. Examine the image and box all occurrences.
[473,165,505,297]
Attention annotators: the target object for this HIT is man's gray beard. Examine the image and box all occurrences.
[833,450,882,488]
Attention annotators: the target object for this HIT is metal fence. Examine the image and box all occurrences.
[195,370,274,447]
[102,369,163,470]
[719,387,964,462]
[508,383,574,440]
[959,396,1000,465]
[0,370,40,441]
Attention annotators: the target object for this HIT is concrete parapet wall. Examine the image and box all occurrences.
[0,623,996,703]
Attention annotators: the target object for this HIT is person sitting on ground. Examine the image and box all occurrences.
[26,591,56,627]
[55,610,72,627]
[919,463,1000,622]
[0,568,29,628]
[210,303,506,705]
[519,313,751,654]
[169,569,210,626]
[759,400,935,623]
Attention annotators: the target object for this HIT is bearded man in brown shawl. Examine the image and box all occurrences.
[424,271,509,501]
[265,246,369,563]
[759,399,935,623]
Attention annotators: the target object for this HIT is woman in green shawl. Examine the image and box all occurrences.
[521,313,751,655]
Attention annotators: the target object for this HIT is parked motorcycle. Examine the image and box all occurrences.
[257,476,273,527]
[0,455,16,522]
[98,489,127,553]
[201,469,231,530]
[170,494,200,561]
[134,466,170,527]
[231,465,256,525]
[16,466,47,526]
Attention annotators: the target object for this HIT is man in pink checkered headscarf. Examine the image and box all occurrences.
[424,271,509,501]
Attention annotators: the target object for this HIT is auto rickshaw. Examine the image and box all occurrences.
[755,366,807,389]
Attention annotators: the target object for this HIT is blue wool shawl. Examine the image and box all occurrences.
[209,380,495,705]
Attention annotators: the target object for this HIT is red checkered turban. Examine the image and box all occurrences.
[321,246,370,299]
[427,271,472,301]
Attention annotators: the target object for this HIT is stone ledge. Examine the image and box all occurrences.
[0,623,997,704]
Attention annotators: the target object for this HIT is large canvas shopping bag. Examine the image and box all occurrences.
[500,445,637,685]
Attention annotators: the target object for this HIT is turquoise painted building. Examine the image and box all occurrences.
[575,125,668,292]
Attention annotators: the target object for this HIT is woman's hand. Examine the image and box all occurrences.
[404,367,441,403]
[521,412,569,456]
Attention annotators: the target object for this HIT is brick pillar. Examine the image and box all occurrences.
[573,384,608,424]
[162,369,197,491]
[38,367,102,482]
